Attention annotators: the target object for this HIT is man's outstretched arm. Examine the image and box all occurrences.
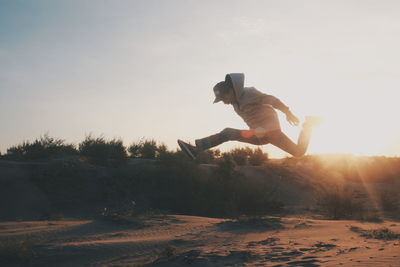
[261,94,300,126]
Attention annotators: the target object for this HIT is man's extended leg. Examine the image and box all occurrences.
[178,128,268,159]
[195,128,268,150]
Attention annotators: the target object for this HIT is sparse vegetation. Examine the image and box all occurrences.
[223,147,268,166]
[195,149,220,164]
[128,139,170,159]
[349,226,400,240]
[248,147,269,166]
[2,134,271,166]
[226,147,249,165]
[27,145,282,218]
[359,211,383,222]
[215,153,236,178]
[316,186,365,219]
[79,135,127,166]
[149,152,282,217]
[3,134,77,161]
[2,135,400,221]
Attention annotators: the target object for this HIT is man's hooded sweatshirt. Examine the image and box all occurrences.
[226,73,289,133]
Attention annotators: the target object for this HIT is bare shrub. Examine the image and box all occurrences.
[316,186,365,219]
[350,226,400,240]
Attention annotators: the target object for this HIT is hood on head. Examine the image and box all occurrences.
[225,73,245,98]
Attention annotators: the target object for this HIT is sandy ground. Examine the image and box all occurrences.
[1,215,399,267]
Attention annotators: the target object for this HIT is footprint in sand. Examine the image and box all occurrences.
[286,259,321,266]
[302,256,318,259]
[313,241,336,248]
[247,237,280,247]
[281,250,303,256]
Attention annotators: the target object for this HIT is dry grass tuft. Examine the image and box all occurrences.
[349,226,400,240]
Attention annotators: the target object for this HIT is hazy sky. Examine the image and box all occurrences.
[1,0,400,157]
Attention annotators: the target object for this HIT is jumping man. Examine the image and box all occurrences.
[178,73,321,159]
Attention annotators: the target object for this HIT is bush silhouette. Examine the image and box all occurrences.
[78,135,127,166]
[195,149,220,164]
[223,147,268,166]
[249,148,268,166]
[29,146,283,218]
[128,139,169,159]
[152,152,282,217]
[216,153,236,178]
[4,134,77,161]
[227,148,249,165]
[316,186,364,219]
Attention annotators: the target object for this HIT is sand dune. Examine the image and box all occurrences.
[1,158,399,266]
[1,215,399,266]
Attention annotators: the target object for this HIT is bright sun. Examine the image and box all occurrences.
[277,86,399,158]
[301,107,396,157]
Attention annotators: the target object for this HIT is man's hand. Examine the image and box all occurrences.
[286,111,300,126]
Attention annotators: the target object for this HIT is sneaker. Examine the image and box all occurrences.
[177,140,198,160]
[304,116,323,127]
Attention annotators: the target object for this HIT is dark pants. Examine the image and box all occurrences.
[195,126,313,157]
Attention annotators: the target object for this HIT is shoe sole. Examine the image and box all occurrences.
[177,140,196,160]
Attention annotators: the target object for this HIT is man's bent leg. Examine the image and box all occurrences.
[296,125,313,156]
[195,128,267,150]
[268,126,313,157]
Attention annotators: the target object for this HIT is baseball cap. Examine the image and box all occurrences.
[213,81,230,103]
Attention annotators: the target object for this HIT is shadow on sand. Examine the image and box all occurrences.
[216,216,284,234]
